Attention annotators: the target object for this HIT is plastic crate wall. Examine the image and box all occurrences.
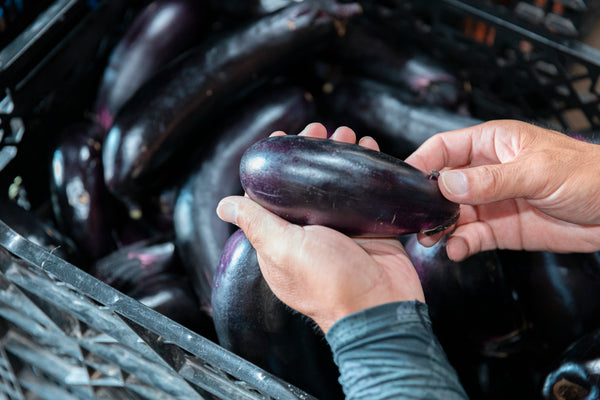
[366,0,600,131]
[0,221,315,400]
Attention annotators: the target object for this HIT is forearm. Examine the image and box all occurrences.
[326,301,469,400]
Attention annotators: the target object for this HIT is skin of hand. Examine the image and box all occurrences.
[216,123,425,334]
[405,119,600,262]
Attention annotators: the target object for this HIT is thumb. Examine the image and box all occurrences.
[438,161,542,204]
[216,195,301,255]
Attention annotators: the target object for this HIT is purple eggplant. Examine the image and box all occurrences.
[320,77,481,159]
[543,329,600,400]
[405,236,536,400]
[92,237,216,338]
[50,122,116,263]
[173,85,316,314]
[94,0,208,130]
[208,0,297,18]
[102,0,362,203]
[404,235,528,357]
[326,21,465,109]
[0,198,79,262]
[211,229,343,399]
[240,135,460,236]
[502,251,600,359]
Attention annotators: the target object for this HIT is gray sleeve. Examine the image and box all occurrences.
[325,301,469,400]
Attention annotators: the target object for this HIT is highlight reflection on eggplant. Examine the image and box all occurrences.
[321,77,481,159]
[174,84,316,314]
[240,135,460,236]
[50,122,116,264]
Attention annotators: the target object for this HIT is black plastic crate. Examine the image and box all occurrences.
[363,0,600,131]
[0,220,315,400]
[1,1,600,399]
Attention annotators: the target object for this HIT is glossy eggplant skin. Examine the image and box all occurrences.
[327,22,465,109]
[173,85,316,314]
[542,329,600,400]
[50,122,116,264]
[405,235,527,355]
[240,135,460,236]
[211,229,343,400]
[404,236,535,400]
[92,237,216,339]
[94,0,207,131]
[0,198,79,262]
[102,0,362,199]
[503,251,600,360]
[321,77,481,159]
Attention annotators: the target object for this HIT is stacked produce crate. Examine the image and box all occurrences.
[0,0,599,399]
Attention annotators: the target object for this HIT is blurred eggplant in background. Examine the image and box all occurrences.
[92,236,216,339]
[173,84,316,314]
[94,0,209,131]
[503,251,600,362]
[320,77,481,159]
[207,0,298,19]
[326,20,466,109]
[211,229,344,400]
[0,197,79,262]
[102,0,362,206]
[50,122,116,265]
[404,235,531,398]
[405,235,528,356]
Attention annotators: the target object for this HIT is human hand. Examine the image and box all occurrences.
[216,123,425,333]
[405,119,600,261]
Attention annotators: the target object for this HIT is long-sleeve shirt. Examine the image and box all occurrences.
[326,301,469,400]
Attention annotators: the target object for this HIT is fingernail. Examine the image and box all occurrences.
[216,199,239,225]
[298,124,312,136]
[440,170,468,195]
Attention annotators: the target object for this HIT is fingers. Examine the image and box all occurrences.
[298,122,327,138]
[216,195,303,259]
[358,136,380,151]
[438,160,543,205]
[445,222,499,261]
[271,123,380,150]
[330,126,356,143]
[405,120,524,173]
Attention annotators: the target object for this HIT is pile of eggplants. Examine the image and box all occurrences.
[1,1,598,398]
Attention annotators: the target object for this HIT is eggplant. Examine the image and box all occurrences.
[50,122,116,263]
[92,237,215,338]
[405,236,536,400]
[326,21,465,109]
[542,329,600,400]
[0,198,79,262]
[94,0,208,130]
[240,135,459,236]
[320,77,481,159]
[502,251,600,360]
[211,229,344,400]
[173,85,316,314]
[404,235,528,357]
[102,0,362,202]
[208,0,297,19]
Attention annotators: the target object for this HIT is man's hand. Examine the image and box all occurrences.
[406,119,600,261]
[217,123,424,333]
